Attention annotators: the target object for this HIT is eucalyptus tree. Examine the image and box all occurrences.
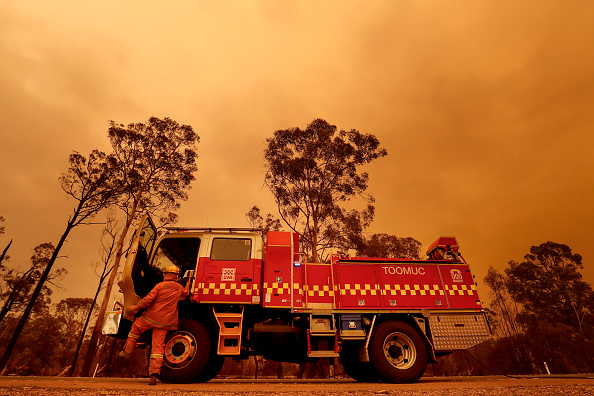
[0,243,66,325]
[0,216,9,268]
[82,116,199,376]
[0,150,119,372]
[355,234,421,259]
[245,206,282,240]
[505,242,593,335]
[68,212,118,377]
[264,119,387,262]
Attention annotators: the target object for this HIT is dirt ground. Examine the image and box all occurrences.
[0,375,593,395]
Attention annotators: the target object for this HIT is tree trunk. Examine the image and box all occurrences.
[0,220,74,372]
[0,289,18,325]
[311,216,319,263]
[68,283,102,376]
[79,223,129,376]
[0,240,11,265]
[81,196,141,376]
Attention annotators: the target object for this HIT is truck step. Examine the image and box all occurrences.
[307,350,340,358]
[213,308,244,355]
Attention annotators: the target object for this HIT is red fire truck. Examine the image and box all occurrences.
[109,213,491,383]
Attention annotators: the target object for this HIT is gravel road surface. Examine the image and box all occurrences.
[1,375,593,395]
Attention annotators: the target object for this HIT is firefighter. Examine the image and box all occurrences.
[119,265,192,385]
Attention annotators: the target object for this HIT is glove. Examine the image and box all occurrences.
[128,304,139,315]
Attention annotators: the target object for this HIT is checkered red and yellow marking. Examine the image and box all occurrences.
[445,284,477,296]
[382,284,445,296]
[336,283,449,296]
[263,283,335,297]
[263,282,291,295]
[305,284,335,297]
[259,283,477,298]
[340,283,379,296]
[199,282,259,296]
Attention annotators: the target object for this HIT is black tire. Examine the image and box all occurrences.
[159,319,212,383]
[340,343,382,382]
[368,321,428,383]
[192,354,225,382]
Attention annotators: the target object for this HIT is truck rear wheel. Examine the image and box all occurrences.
[340,343,382,382]
[159,319,211,383]
[368,321,427,383]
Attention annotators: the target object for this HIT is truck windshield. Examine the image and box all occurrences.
[133,237,201,297]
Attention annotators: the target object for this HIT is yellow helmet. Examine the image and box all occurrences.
[163,265,180,275]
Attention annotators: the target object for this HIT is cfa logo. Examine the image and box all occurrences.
[450,269,463,283]
[222,268,236,281]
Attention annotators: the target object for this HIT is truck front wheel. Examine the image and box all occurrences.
[368,321,427,383]
[159,319,211,383]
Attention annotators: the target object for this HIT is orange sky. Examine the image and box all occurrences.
[1,1,593,305]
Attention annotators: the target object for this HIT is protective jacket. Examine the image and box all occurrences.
[133,280,189,330]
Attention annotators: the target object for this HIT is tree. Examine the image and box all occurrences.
[56,298,95,366]
[483,266,533,373]
[355,234,421,259]
[0,150,119,372]
[0,243,66,325]
[68,212,118,377]
[264,119,387,262]
[245,206,282,240]
[82,117,199,376]
[481,242,594,374]
[0,216,10,269]
[0,217,11,300]
[505,242,593,335]
[1,313,64,375]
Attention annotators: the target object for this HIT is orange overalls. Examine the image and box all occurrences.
[123,280,189,376]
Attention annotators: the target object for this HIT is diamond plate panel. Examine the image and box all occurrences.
[429,313,491,350]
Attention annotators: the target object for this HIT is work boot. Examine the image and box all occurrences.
[118,350,132,359]
[149,374,158,385]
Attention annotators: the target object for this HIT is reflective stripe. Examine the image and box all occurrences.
[143,316,176,329]
[128,333,141,339]
[150,354,164,360]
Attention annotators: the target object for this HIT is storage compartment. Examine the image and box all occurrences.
[310,316,333,334]
[428,313,491,350]
[339,314,366,339]
[340,314,363,331]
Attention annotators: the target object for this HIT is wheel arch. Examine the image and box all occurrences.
[178,303,218,333]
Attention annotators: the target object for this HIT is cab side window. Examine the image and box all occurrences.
[211,238,252,261]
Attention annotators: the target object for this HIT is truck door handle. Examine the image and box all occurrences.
[241,277,252,282]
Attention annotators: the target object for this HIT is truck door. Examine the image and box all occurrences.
[120,212,158,320]
[198,236,258,304]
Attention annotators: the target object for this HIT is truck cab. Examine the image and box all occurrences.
[119,213,264,321]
